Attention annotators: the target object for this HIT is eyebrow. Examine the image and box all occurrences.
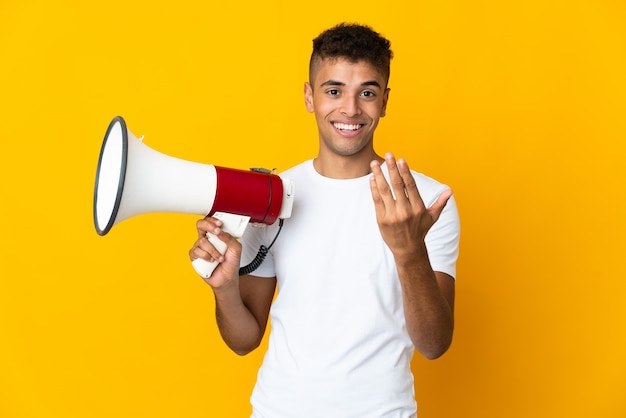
[320,80,381,88]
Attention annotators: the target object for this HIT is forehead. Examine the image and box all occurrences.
[311,58,386,88]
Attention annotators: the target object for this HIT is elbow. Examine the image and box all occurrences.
[414,316,455,360]
[228,340,262,357]
[233,348,254,356]
[421,344,450,360]
[415,333,453,360]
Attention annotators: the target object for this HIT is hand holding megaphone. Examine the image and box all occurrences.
[93,116,294,278]
[190,212,251,278]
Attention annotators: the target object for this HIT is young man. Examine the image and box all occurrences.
[189,23,460,418]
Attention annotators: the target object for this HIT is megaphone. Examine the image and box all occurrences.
[93,116,294,278]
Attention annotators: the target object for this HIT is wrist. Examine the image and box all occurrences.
[393,241,429,267]
[210,275,240,299]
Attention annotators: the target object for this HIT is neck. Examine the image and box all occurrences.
[313,150,384,179]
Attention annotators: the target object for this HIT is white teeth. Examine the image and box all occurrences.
[334,122,362,131]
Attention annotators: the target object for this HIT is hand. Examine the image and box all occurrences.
[369,153,452,261]
[189,216,242,288]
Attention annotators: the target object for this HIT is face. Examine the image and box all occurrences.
[304,58,390,159]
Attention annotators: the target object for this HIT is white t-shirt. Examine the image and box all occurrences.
[240,160,460,418]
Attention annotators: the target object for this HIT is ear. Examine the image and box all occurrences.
[304,82,314,113]
[380,87,390,117]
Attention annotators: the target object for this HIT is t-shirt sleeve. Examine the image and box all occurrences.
[425,193,460,279]
[240,223,277,278]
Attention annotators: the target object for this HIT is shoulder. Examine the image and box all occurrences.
[411,170,447,190]
[279,160,313,178]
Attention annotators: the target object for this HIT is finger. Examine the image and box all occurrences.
[192,226,231,263]
[396,158,425,210]
[190,238,219,263]
[369,169,385,215]
[428,189,453,223]
[369,160,392,214]
[370,157,395,204]
[189,241,214,262]
[195,216,223,239]
[383,153,408,203]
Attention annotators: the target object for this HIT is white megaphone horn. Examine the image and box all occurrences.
[93,116,294,278]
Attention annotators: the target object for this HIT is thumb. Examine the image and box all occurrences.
[428,189,453,222]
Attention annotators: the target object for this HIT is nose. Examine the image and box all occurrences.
[340,95,361,117]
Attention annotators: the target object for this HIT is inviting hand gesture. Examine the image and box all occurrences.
[369,153,453,261]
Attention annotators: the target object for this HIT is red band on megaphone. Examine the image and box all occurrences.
[211,167,284,225]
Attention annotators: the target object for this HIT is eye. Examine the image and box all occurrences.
[361,90,376,98]
[327,89,340,96]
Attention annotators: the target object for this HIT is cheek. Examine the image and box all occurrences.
[313,101,334,118]
[367,102,386,119]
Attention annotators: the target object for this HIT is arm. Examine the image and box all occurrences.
[189,217,276,355]
[370,153,455,360]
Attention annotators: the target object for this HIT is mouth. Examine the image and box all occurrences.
[333,122,364,132]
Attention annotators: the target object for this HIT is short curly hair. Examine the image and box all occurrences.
[309,23,393,85]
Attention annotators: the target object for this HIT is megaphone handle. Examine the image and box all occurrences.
[191,213,251,279]
[192,232,228,279]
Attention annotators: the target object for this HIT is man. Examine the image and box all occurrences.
[189,22,460,418]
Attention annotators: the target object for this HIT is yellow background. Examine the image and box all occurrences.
[1,1,625,417]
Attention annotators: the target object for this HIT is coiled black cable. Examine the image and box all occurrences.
[239,219,284,276]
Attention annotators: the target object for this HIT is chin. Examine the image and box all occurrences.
[336,140,373,157]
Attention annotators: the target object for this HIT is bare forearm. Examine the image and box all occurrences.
[396,246,455,360]
[213,283,265,356]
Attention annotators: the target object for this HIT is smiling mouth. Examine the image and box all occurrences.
[333,122,364,132]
